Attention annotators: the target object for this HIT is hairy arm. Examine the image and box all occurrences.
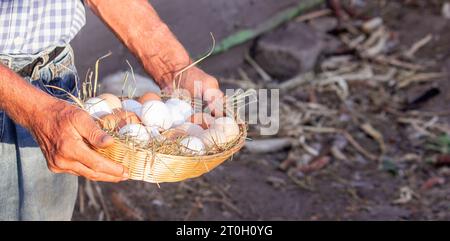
[0,64,127,182]
[0,64,55,128]
[86,0,188,86]
[86,0,223,102]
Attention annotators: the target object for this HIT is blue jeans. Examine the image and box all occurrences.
[0,45,79,220]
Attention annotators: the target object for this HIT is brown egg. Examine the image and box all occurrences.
[175,122,205,137]
[188,113,214,129]
[99,114,121,130]
[98,93,122,109]
[211,117,240,143]
[162,128,188,141]
[138,92,161,104]
[115,109,141,128]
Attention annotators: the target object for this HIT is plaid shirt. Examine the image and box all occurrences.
[0,0,86,54]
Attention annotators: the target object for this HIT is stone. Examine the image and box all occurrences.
[99,71,161,97]
[245,138,292,154]
[443,3,450,19]
[254,22,324,80]
[308,17,338,33]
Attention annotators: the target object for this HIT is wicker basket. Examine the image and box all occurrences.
[93,124,246,183]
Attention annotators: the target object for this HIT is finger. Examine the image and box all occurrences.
[75,114,114,149]
[64,170,81,177]
[48,166,64,174]
[66,161,126,182]
[203,88,225,116]
[208,95,228,117]
[74,143,128,178]
[48,162,80,176]
[53,158,123,181]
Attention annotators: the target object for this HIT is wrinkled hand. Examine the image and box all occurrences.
[170,67,226,115]
[29,99,128,182]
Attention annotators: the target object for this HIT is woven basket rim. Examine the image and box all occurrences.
[106,123,247,160]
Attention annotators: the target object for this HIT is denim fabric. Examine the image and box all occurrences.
[0,45,79,220]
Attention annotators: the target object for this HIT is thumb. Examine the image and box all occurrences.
[90,129,114,148]
[80,118,115,149]
[88,126,114,148]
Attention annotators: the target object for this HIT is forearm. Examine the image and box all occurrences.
[86,0,191,87]
[0,64,56,129]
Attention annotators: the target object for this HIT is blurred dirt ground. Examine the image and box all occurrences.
[73,1,450,220]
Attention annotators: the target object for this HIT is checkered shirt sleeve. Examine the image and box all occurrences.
[0,0,86,54]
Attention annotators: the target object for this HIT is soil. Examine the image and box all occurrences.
[72,1,450,221]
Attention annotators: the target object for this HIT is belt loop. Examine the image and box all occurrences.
[0,56,13,69]
[7,57,12,69]
[30,56,47,80]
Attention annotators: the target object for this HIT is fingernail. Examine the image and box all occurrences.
[123,170,129,178]
[102,135,113,143]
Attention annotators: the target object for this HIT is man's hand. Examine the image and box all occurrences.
[0,64,127,182]
[174,66,225,115]
[29,99,128,182]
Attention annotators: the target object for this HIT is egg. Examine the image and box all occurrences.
[162,128,188,141]
[84,97,113,118]
[180,136,205,155]
[98,93,122,109]
[167,105,186,127]
[188,113,214,129]
[138,92,162,104]
[165,98,193,119]
[211,117,240,142]
[122,99,142,115]
[99,113,121,130]
[200,129,227,149]
[119,124,150,143]
[140,100,173,130]
[176,122,205,137]
[115,109,141,128]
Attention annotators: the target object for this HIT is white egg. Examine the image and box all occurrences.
[140,100,173,130]
[165,98,193,119]
[200,129,227,149]
[167,105,186,127]
[122,99,142,115]
[211,117,240,142]
[180,136,205,155]
[176,122,205,137]
[84,97,113,118]
[119,124,150,143]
